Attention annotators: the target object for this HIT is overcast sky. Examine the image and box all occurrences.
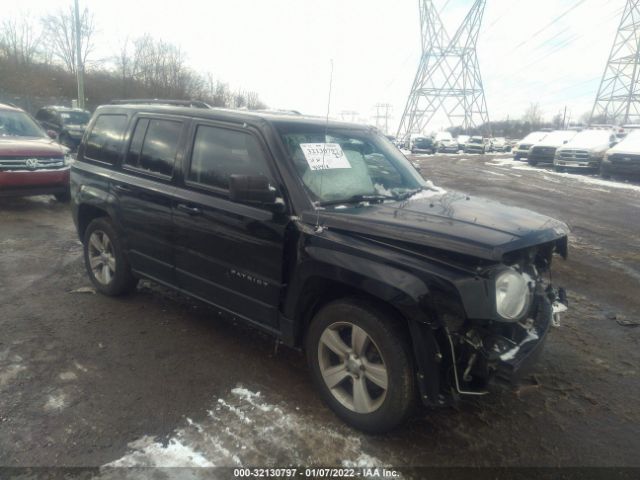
[7,0,624,133]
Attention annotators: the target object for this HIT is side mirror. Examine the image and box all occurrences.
[46,130,58,139]
[563,140,568,144]
[229,174,277,205]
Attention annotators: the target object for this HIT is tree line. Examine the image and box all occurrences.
[0,8,267,112]
[447,102,595,139]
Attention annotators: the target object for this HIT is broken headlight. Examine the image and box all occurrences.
[495,268,532,321]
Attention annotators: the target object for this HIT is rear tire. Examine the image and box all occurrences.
[306,298,415,433]
[83,217,137,296]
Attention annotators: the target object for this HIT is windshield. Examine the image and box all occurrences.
[522,131,547,143]
[0,110,46,138]
[60,111,90,125]
[277,125,427,205]
[470,138,483,144]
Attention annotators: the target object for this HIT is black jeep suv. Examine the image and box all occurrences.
[70,102,569,432]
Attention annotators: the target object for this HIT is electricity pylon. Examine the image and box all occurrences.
[396,0,490,141]
[591,0,640,125]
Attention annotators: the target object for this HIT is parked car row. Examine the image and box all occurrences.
[512,128,639,179]
[404,133,514,155]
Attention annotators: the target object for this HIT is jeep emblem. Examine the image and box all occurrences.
[25,158,39,170]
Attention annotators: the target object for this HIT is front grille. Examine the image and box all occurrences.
[608,153,640,164]
[0,156,65,171]
[558,149,589,161]
[531,146,555,156]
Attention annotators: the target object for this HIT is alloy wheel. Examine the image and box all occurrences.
[317,322,388,414]
[88,230,116,285]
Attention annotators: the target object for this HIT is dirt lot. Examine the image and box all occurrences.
[1,153,639,472]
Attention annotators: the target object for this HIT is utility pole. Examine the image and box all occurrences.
[374,103,392,135]
[590,0,640,125]
[74,0,85,109]
[562,106,567,129]
[396,0,489,142]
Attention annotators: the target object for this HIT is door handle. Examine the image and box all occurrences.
[114,184,131,193]
[177,203,202,216]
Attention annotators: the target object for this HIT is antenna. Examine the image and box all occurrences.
[315,59,334,231]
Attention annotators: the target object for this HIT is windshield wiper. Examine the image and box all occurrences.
[317,194,392,207]
[393,187,424,201]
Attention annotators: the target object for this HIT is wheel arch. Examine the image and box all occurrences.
[77,204,110,240]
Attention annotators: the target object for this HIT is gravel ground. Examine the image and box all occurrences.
[0,153,639,472]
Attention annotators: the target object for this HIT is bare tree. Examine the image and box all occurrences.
[247,91,267,110]
[0,15,41,64]
[234,90,247,109]
[41,6,95,74]
[523,103,542,128]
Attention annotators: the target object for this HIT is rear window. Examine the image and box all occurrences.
[84,114,128,164]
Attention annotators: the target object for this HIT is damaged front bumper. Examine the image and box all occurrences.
[447,286,568,397]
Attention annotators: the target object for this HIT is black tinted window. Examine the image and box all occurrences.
[188,125,271,190]
[125,119,181,177]
[124,118,149,168]
[84,114,128,164]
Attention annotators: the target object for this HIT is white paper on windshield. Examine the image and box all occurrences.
[300,143,351,171]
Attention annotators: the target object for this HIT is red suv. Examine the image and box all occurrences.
[0,103,72,201]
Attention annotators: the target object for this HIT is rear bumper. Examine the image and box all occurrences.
[0,169,70,197]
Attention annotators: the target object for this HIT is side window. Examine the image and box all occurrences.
[188,125,272,190]
[84,114,128,164]
[35,109,46,121]
[125,118,182,177]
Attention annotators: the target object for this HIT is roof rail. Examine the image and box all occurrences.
[110,99,212,109]
[256,109,302,116]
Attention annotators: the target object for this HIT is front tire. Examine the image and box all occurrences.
[306,299,415,433]
[83,217,137,296]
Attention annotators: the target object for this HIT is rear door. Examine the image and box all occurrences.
[112,114,187,286]
[173,121,288,328]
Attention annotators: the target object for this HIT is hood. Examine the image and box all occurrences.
[0,137,65,157]
[608,138,640,154]
[304,191,569,262]
[559,132,613,151]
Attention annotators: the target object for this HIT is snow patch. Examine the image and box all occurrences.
[44,393,67,411]
[486,157,640,193]
[104,386,386,468]
[59,371,78,381]
[106,436,215,467]
[0,364,26,386]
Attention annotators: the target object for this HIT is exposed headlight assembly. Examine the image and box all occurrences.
[495,268,532,321]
